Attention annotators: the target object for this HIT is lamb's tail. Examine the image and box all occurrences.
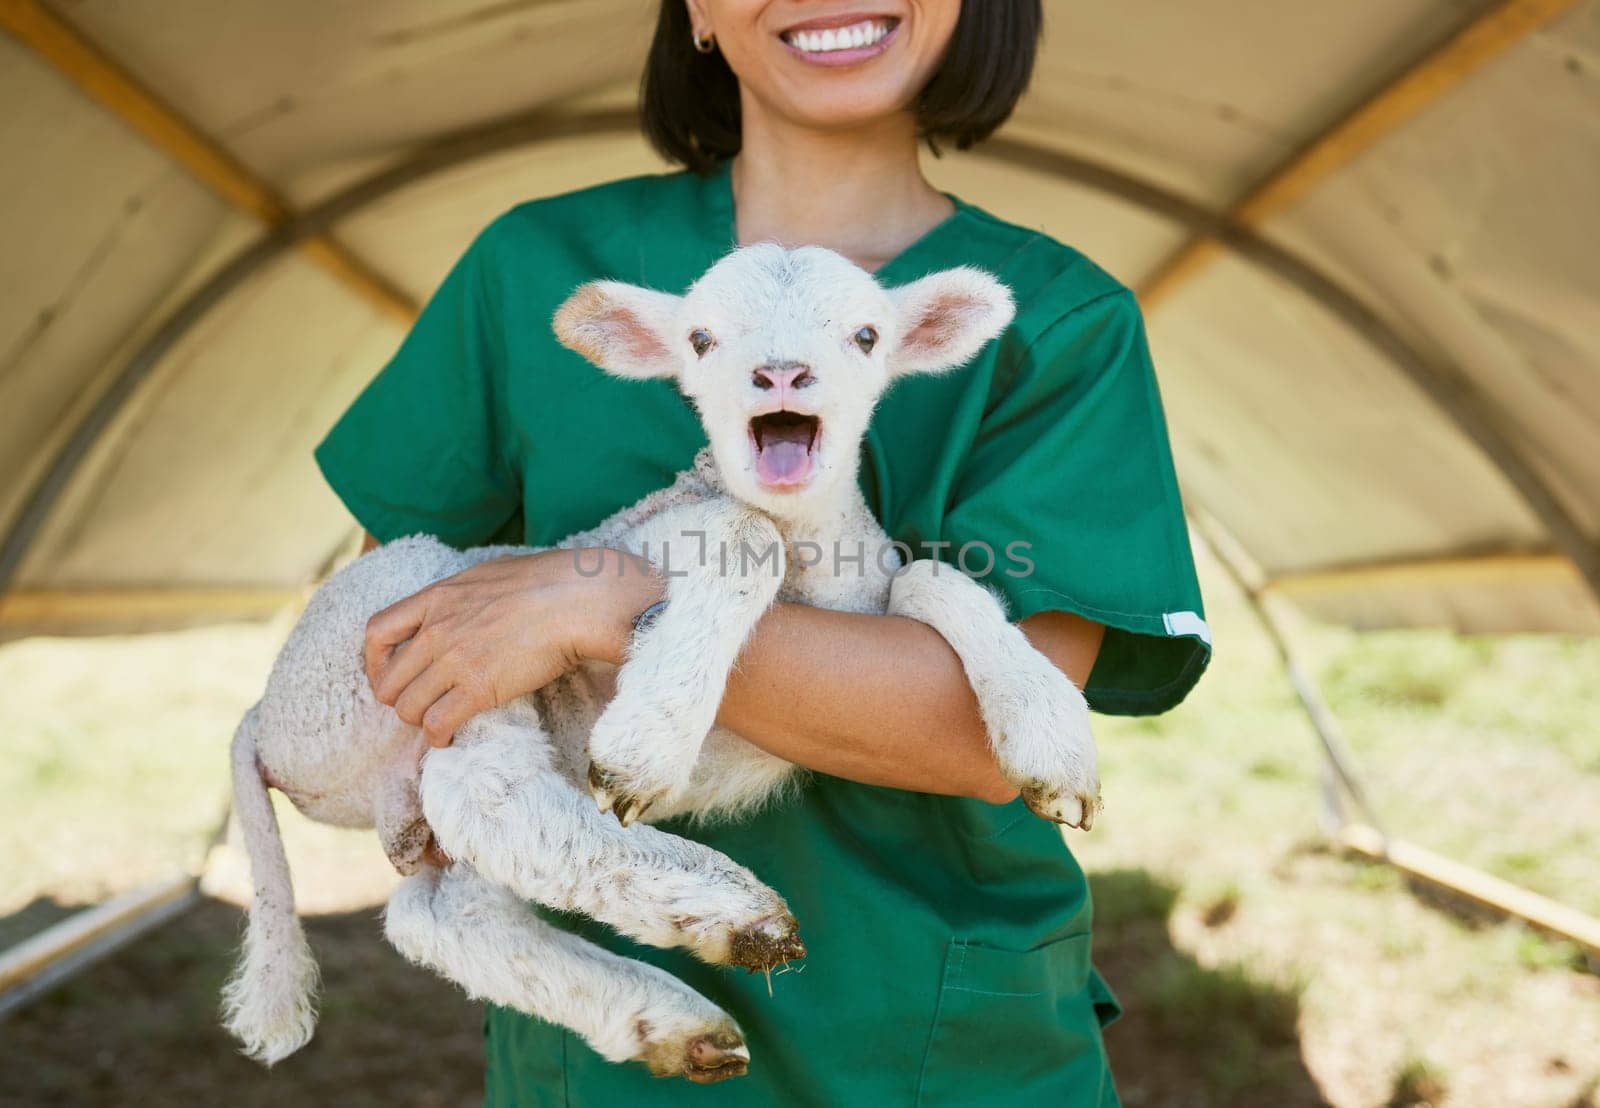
[220,708,319,1065]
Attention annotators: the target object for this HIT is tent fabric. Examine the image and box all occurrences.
[2,0,1596,634]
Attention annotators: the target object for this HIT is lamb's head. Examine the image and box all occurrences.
[553,243,1014,519]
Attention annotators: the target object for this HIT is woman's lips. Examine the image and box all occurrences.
[778,16,900,67]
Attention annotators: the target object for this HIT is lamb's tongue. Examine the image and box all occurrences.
[756,427,813,485]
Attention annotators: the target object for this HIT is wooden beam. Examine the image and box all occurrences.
[1341,824,1600,961]
[1266,552,1579,598]
[0,0,416,322]
[1139,0,1582,308]
[0,107,641,600]
[0,586,303,626]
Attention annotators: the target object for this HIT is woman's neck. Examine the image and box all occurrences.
[730,97,954,273]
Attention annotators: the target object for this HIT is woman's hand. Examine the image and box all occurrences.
[363,544,662,746]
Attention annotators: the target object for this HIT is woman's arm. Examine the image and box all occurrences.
[360,534,1103,804]
[708,603,1103,803]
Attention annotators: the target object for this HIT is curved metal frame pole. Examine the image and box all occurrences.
[1186,508,1386,837]
[979,136,1600,602]
[2,110,1594,610]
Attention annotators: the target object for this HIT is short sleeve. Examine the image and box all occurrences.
[943,288,1210,716]
[314,225,522,547]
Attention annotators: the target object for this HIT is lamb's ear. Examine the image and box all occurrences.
[887,267,1016,376]
[553,280,683,379]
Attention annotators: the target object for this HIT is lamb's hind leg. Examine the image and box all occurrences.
[419,702,805,971]
[888,560,1101,828]
[374,740,432,876]
[384,866,749,1083]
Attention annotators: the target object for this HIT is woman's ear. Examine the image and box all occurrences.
[887,268,1016,376]
[553,281,683,379]
[684,0,712,36]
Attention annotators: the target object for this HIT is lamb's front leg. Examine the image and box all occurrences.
[419,701,805,971]
[384,866,750,1083]
[587,504,786,825]
[888,559,1101,829]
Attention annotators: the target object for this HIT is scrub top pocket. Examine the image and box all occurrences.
[915,934,1117,1107]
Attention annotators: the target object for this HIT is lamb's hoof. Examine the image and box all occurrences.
[729,912,807,972]
[1021,783,1101,831]
[684,1031,751,1084]
[587,762,657,828]
[641,1022,749,1083]
[383,816,436,876]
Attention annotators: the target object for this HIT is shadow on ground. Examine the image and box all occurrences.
[2,872,1331,1106]
[0,898,485,1108]
[1,897,80,951]
[1091,869,1332,1107]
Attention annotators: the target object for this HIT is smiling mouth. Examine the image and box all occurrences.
[780,16,899,57]
[749,412,822,489]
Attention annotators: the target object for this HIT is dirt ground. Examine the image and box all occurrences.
[2,899,484,1108]
[0,874,1330,1108]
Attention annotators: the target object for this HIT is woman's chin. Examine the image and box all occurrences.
[762,71,918,130]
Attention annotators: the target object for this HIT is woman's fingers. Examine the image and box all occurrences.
[391,661,456,733]
[359,551,601,739]
[371,630,437,706]
[421,686,481,748]
[390,657,493,746]
[364,593,427,690]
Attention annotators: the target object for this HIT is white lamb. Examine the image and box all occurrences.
[222,243,1100,1082]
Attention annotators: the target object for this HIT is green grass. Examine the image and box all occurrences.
[1081,539,1600,1106]
[0,624,283,932]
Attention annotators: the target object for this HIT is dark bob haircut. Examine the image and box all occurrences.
[641,2,1044,174]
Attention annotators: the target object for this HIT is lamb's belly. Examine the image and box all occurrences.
[257,693,406,830]
[536,664,616,788]
[538,663,794,822]
[282,782,378,829]
[652,727,798,823]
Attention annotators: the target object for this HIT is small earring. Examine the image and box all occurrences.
[692,29,716,53]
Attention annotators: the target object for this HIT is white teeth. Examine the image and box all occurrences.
[787,20,888,54]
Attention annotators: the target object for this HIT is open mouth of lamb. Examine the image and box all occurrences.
[748,412,822,489]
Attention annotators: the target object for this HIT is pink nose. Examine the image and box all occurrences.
[751,362,814,391]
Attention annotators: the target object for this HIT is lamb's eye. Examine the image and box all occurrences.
[689,329,716,357]
[853,326,878,354]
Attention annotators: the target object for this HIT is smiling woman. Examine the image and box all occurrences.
[643,1,1040,179]
[312,0,1207,1104]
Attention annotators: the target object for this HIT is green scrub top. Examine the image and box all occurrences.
[315,160,1210,1107]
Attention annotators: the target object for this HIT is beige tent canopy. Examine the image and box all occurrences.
[2,0,1597,638]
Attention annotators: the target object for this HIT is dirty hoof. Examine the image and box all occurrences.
[684,1030,750,1083]
[1021,783,1100,831]
[729,912,807,972]
[588,762,656,827]
[641,1021,749,1083]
